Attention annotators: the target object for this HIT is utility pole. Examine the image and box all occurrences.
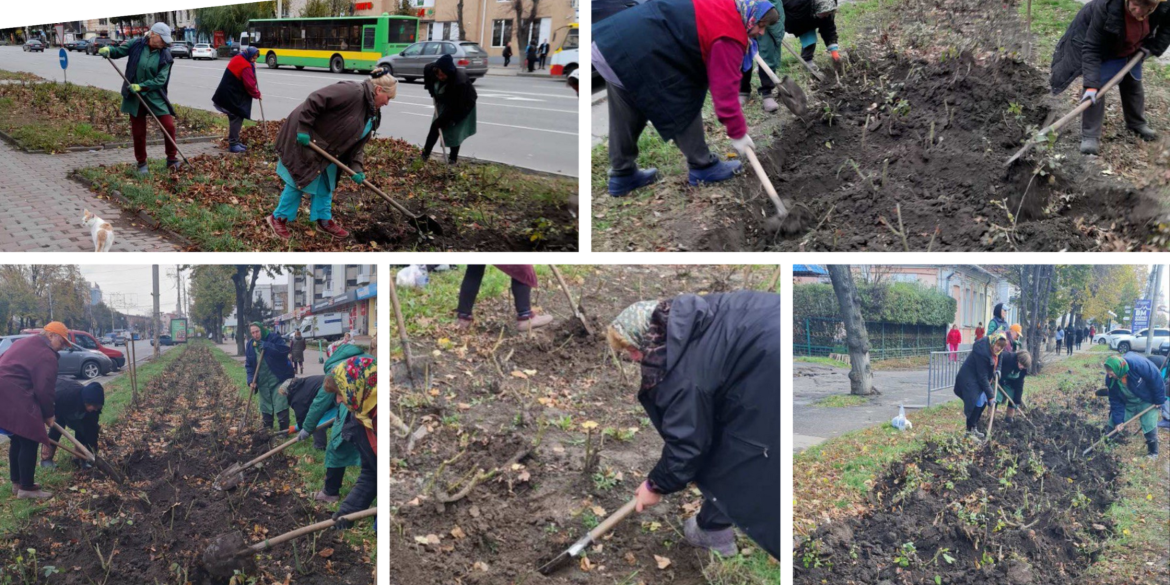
[48,285,54,321]
[152,265,161,358]
[1145,265,1163,356]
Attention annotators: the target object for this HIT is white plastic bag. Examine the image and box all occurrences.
[396,264,429,288]
[891,405,913,431]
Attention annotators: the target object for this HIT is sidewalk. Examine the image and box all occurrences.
[792,342,1094,452]
[485,66,562,79]
[0,139,221,252]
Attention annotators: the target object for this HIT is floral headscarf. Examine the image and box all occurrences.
[987,331,1008,355]
[332,356,377,431]
[734,0,776,72]
[610,301,659,350]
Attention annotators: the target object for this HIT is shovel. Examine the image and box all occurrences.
[203,507,376,578]
[102,55,191,167]
[744,145,811,237]
[781,39,825,82]
[51,423,125,484]
[1005,52,1144,168]
[305,141,444,235]
[548,265,593,337]
[1082,404,1158,457]
[538,498,638,575]
[753,53,808,118]
[994,381,1037,429]
[213,418,334,491]
[237,349,264,433]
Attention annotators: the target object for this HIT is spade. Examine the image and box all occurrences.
[538,498,638,575]
[549,265,593,337]
[51,423,125,484]
[203,507,376,578]
[214,418,334,491]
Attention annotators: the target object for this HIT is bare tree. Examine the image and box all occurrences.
[511,0,541,50]
[456,0,468,40]
[828,266,878,396]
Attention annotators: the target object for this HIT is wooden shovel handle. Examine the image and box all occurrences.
[1084,404,1159,455]
[588,498,639,542]
[52,422,95,462]
[549,266,586,322]
[754,53,782,85]
[304,141,419,220]
[249,507,377,552]
[781,39,824,81]
[48,439,87,461]
[744,147,789,218]
[240,418,334,472]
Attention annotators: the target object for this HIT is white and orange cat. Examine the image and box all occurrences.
[81,209,115,252]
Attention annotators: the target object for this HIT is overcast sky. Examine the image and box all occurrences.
[79,266,285,317]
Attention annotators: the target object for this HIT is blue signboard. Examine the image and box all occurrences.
[1133,299,1152,331]
[58,48,68,69]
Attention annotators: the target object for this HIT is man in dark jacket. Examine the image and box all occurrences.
[1050,0,1170,155]
[608,291,780,560]
[502,44,513,67]
[284,374,327,449]
[268,69,398,240]
[421,54,477,165]
[0,323,68,500]
[1103,353,1166,458]
[782,0,840,74]
[525,41,538,72]
[538,38,550,69]
[41,381,104,470]
[212,46,262,154]
[289,330,307,375]
[98,22,178,174]
[954,332,1008,440]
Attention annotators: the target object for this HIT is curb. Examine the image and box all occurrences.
[68,170,192,249]
[0,127,218,154]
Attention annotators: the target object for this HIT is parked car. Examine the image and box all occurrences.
[87,37,116,55]
[170,41,191,59]
[1156,340,1168,357]
[1094,328,1131,346]
[68,39,91,52]
[1112,328,1170,353]
[21,328,125,369]
[192,43,217,60]
[151,335,174,347]
[23,39,44,52]
[376,41,488,83]
[0,334,114,380]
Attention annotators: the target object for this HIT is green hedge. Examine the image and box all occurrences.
[793,282,956,326]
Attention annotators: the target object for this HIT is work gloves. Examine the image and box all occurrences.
[297,429,311,442]
[331,511,353,530]
[351,172,365,184]
[1081,88,1098,105]
[129,83,142,93]
[828,43,840,61]
[98,46,110,57]
[1095,388,1110,397]
[730,134,756,157]
[296,132,311,146]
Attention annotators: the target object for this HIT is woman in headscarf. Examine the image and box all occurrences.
[1101,353,1166,459]
[455,265,552,332]
[267,67,398,240]
[297,342,371,503]
[593,0,782,196]
[245,322,295,433]
[420,54,477,165]
[322,355,377,527]
[41,380,104,470]
[987,303,1009,339]
[607,290,780,560]
[212,45,262,154]
[954,331,1009,441]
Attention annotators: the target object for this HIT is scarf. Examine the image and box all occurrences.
[734,0,775,72]
[1104,355,1129,384]
[250,321,267,352]
[612,300,659,351]
[333,356,377,432]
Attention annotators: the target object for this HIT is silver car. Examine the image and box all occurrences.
[376,41,488,83]
[0,335,114,380]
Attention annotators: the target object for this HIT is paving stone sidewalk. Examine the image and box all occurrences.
[0,139,221,252]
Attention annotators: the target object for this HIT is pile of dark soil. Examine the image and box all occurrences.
[1,345,372,584]
[795,409,1123,584]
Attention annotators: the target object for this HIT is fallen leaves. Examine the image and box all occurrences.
[450,526,466,539]
[654,554,672,569]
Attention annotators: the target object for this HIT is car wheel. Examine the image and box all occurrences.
[404,76,417,83]
[267,52,278,69]
[80,361,101,380]
[330,55,344,73]
[1118,342,1130,353]
[1098,339,1106,344]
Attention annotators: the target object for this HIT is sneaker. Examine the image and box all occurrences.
[1129,124,1157,141]
[314,490,340,503]
[229,143,247,154]
[17,488,52,500]
[517,314,553,332]
[316,219,349,239]
[966,430,984,442]
[1148,453,1159,461]
[972,428,987,439]
[267,214,292,240]
[804,60,822,77]
[39,459,56,470]
[688,160,743,186]
[10,483,17,496]
[136,163,149,175]
[762,96,780,113]
[166,158,181,170]
[607,168,659,197]
[456,317,474,331]
[683,516,738,557]
[1080,136,1100,155]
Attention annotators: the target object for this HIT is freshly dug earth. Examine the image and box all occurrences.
[795,406,1123,584]
[389,266,780,584]
[75,122,578,252]
[0,345,372,584]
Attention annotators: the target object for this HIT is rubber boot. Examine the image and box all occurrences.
[762,96,780,113]
[1129,124,1157,141]
[687,160,743,186]
[683,516,738,557]
[277,409,290,433]
[1080,136,1100,155]
[607,168,659,197]
[262,412,275,431]
[1145,429,1159,460]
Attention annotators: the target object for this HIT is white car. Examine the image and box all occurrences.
[1094,328,1131,345]
[1111,328,1170,353]
[192,43,217,60]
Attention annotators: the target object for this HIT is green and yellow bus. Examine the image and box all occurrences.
[245,13,419,73]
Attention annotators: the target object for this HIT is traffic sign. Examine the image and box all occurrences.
[59,48,68,84]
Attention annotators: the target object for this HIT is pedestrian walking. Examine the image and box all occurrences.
[289,330,307,375]
[1066,326,1075,355]
[245,322,295,432]
[0,323,69,500]
[1056,327,1064,353]
[267,68,398,240]
[98,23,178,175]
[1050,0,1169,155]
[1101,353,1167,458]
[975,322,985,341]
[456,266,552,332]
[502,43,513,67]
[946,323,962,362]
[211,46,262,154]
[525,41,538,72]
[608,291,780,560]
[954,332,1008,441]
[421,54,477,165]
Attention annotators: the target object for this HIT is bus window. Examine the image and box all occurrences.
[388,21,417,44]
[362,27,376,50]
[563,28,578,50]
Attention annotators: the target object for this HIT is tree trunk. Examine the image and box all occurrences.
[456,0,467,41]
[827,266,877,396]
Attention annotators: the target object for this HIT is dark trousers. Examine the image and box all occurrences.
[422,123,460,163]
[7,434,39,490]
[539,55,547,69]
[323,466,346,496]
[457,265,532,319]
[313,427,328,450]
[261,409,290,432]
[130,108,177,165]
[1056,340,1062,352]
[503,56,511,67]
[966,404,986,431]
[606,82,717,177]
[292,358,304,374]
[338,428,376,515]
[1067,340,1073,355]
[1082,72,1147,139]
[696,499,733,531]
[1144,429,1159,456]
[227,113,244,146]
[740,65,776,96]
[527,58,535,72]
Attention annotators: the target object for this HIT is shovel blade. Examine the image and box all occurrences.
[537,550,573,575]
[95,457,126,485]
[203,532,256,579]
[776,76,808,118]
[213,465,245,491]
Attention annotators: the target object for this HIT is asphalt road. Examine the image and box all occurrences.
[91,338,177,385]
[0,47,579,176]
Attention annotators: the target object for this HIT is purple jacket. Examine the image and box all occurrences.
[0,335,60,444]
